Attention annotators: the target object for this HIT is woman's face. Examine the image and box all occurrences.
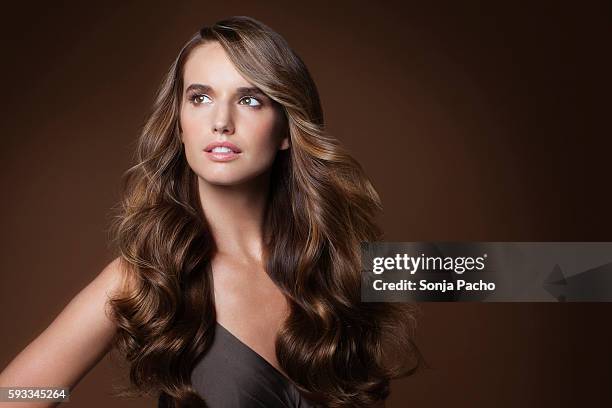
[180,41,289,186]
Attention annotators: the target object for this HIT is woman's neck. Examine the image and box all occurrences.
[197,172,270,263]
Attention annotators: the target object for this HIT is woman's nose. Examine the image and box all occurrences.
[212,104,235,135]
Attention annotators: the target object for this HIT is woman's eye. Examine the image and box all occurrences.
[190,94,212,105]
[239,96,261,107]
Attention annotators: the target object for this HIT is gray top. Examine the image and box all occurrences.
[158,322,318,407]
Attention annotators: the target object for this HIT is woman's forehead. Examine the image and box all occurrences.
[183,42,253,92]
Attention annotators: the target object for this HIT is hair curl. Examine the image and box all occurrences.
[107,15,423,408]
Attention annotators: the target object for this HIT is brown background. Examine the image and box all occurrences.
[1,1,611,407]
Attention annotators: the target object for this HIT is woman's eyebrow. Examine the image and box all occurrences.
[235,86,266,97]
[184,83,266,97]
[185,83,212,93]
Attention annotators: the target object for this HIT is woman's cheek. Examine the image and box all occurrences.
[183,140,198,174]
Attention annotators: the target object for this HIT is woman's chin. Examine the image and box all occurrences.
[197,175,250,187]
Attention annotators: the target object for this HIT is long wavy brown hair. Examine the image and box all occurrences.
[107,16,422,408]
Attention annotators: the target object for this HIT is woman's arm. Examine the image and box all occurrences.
[0,258,127,407]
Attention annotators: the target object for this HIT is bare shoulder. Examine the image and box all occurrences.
[0,257,132,393]
[97,256,134,301]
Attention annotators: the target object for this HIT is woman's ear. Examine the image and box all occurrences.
[279,135,290,150]
[277,111,290,150]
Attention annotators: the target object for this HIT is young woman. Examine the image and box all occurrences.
[0,16,421,408]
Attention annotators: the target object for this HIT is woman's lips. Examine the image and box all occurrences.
[203,141,242,162]
[205,150,241,162]
[204,141,242,153]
